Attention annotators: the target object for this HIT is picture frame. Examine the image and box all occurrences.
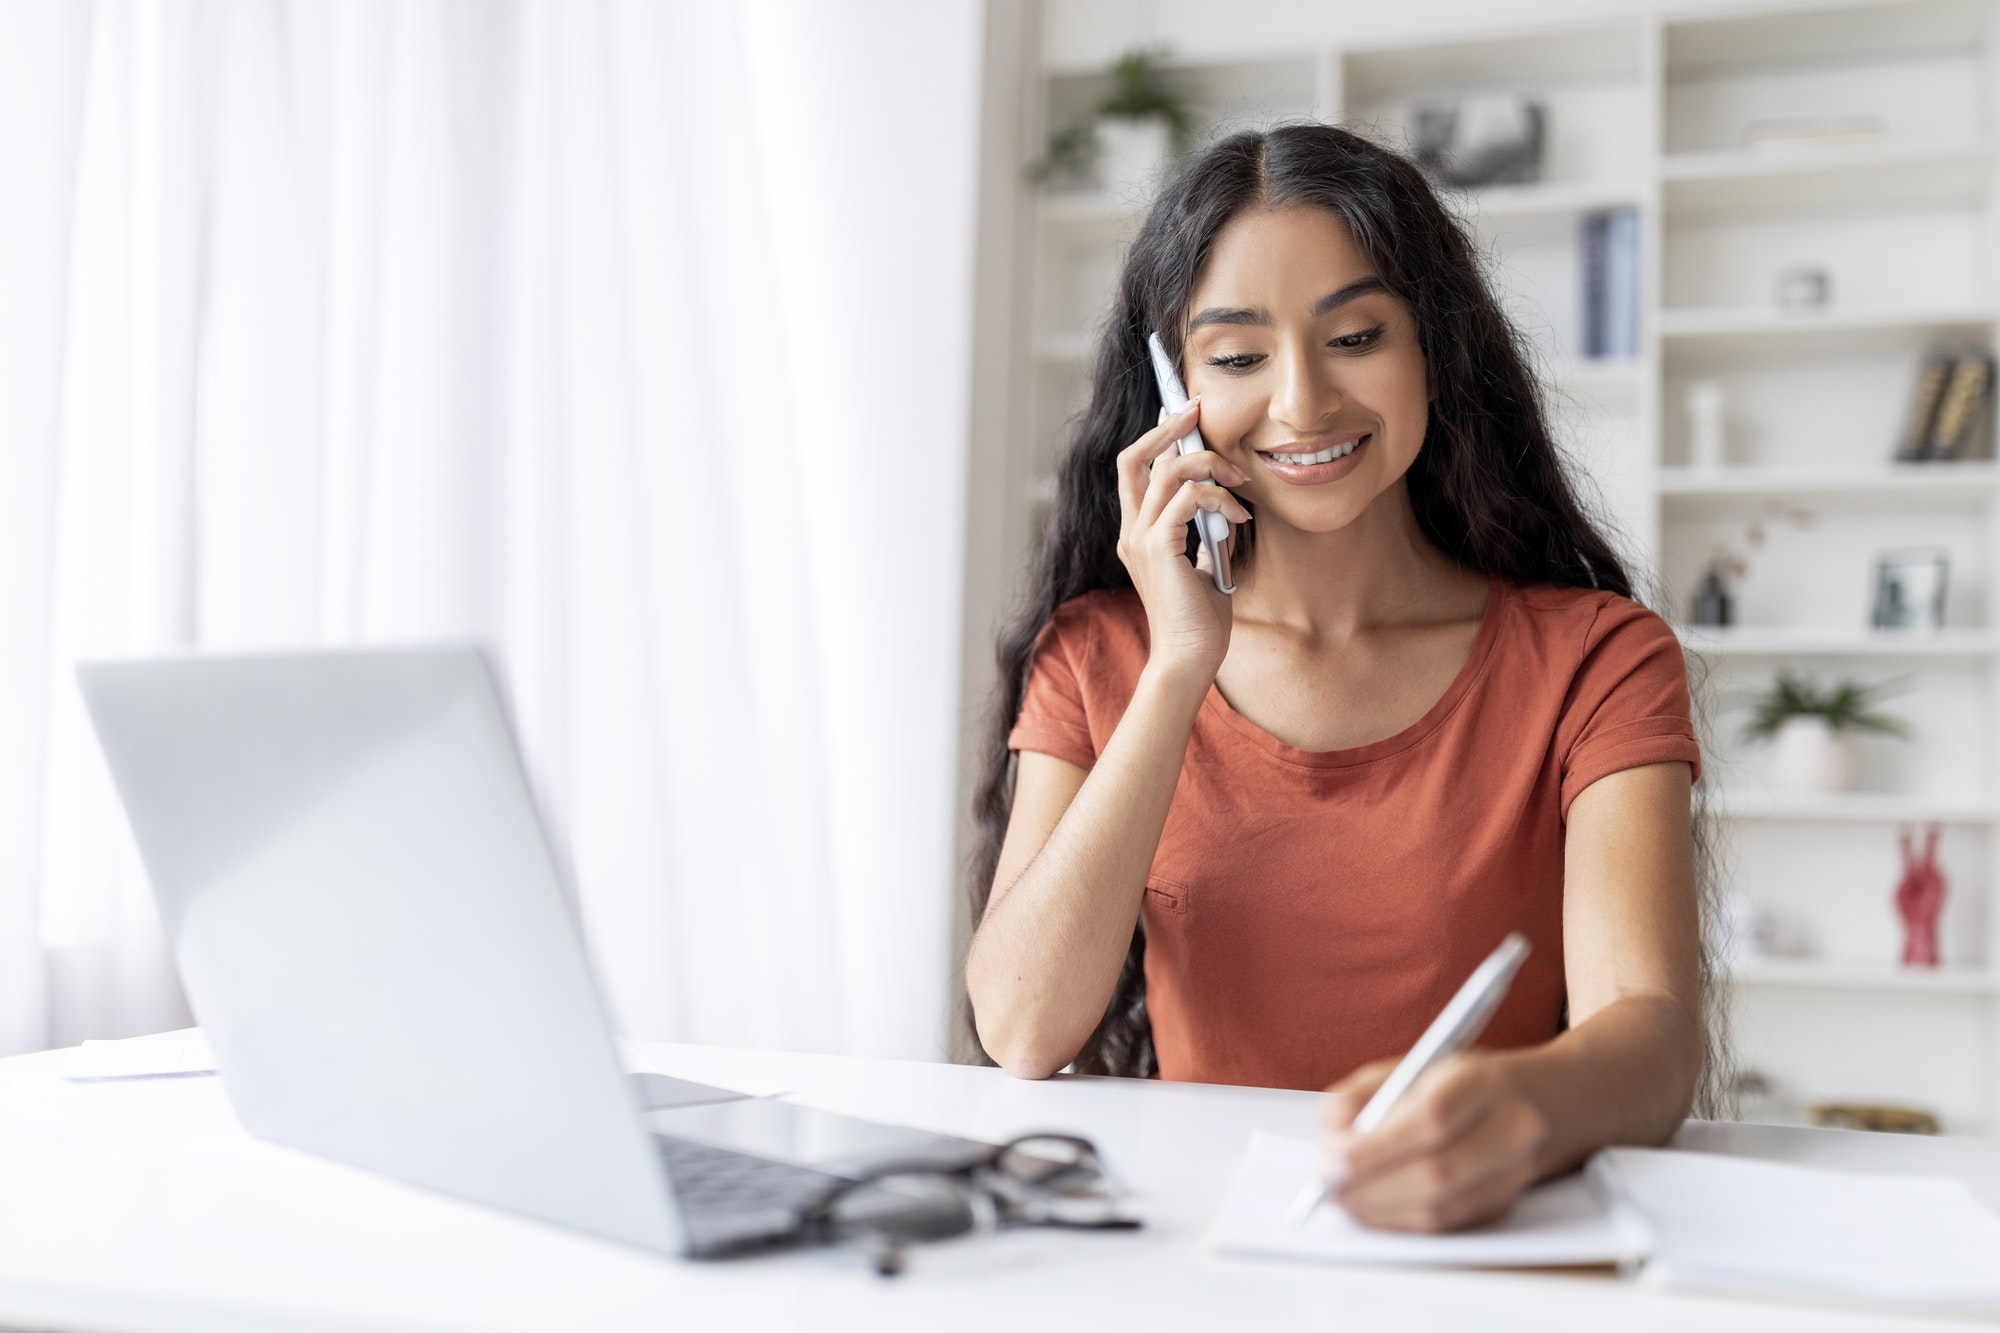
[1872,549,1949,632]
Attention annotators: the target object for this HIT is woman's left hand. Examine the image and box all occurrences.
[1319,1051,1552,1233]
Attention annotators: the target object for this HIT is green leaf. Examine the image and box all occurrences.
[1736,669,1910,745]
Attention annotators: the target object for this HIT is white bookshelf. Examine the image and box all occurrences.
[1012,0,2000,1137]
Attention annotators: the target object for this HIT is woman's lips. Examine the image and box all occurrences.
[1256,435,1370,485]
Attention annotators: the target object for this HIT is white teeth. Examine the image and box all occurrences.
[1267,438,1361,466]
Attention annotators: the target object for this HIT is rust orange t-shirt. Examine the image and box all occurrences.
[1005,577,1701,1092]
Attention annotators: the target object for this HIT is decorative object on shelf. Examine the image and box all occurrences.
[1871,548,1948,632]
[1690,563,1734,627]
[1692,502,1812,622]
[1031,123,1100,191]
[1807,1103,1939,1135]
[1894,349,1959,462]
[1411,94,1544,187]
[1580,207,1639,360]
[1774,265,1830,311]
[1729,1069,1786,1126]
[1740,115,1883,156]
[1685,379,1726,471]
[1722,895,1773,963]
[1926,351,1995,461]
[1031,48,1194,196]
[1895,824,1947,968]
[1740,670,1909,794]
[1893,348,1995,462]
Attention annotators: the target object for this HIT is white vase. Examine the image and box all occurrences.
[1770,716,1856,793]
[1096,115,1172,201]
[1686,380,1726,472]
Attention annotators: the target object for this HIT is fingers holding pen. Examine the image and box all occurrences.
[1326,1055,1551,1234]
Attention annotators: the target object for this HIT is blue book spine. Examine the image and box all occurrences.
[1605,207,1640,359]
[1580,212,1608,359]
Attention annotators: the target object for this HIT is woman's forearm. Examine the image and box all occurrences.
[1505,991,1703,1177]
[967,664,1210,1077]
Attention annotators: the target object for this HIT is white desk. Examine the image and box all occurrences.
[0,1032,1994,1333]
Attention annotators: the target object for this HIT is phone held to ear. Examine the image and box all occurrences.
[1147,332,1235,595]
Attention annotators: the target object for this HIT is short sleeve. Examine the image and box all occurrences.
[1557,598,1702,816]
[1007,612,1098,770]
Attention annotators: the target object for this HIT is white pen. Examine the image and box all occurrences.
[1285,931,1532,1228]
[1145,332,1235,595]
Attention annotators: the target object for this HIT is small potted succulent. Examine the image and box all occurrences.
[1740,670,1908,793]
[1034,48,1195,197]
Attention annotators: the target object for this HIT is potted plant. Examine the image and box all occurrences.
[1739,670,1908,793]
[1033,48,1195,197]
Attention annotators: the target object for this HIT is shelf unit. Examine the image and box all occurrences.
[1013,0,2000,1136]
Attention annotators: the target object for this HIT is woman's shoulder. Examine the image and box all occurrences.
[1500,579,1686,679]
[1045,586,1147,650]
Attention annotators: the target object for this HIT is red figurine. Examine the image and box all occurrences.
[1895,825,1947,968]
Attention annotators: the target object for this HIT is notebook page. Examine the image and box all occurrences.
[1211,1132,1649,1268]
[1591,1147,2000,1316]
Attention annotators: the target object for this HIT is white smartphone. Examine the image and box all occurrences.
[1146,332,1235,595]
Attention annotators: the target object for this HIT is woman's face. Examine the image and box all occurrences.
[1179,205,1429,536]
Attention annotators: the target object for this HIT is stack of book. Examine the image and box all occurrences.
[1580,207,1639,360]
[1894,349,1996,461]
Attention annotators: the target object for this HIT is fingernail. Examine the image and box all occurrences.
[1180,397,1200,414]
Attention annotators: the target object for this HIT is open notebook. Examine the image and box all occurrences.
[1214,1132,2000,1317]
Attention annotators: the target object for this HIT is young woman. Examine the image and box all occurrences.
[964,124,1719,1234]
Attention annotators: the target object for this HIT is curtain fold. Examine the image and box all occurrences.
[0,0,981,1058]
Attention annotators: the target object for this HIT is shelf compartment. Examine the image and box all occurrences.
[1450,179,1644,220]
[1678,628,2000,658]
[1662,144,1995,218]
[1730,957,2000,996]
[1665,0,1991,76]
[1036,194,1142,229]
[1343,23,1643,101]
[1658,463,2000,500]
[1659,304,1998,344]
[1708,791,1997,823]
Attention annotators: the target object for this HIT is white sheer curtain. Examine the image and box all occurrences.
[0,0,981,1059]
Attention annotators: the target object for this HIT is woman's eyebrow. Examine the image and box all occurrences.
[1187,305,1270,331]
[1311,276,1389,316]
[1187,277,1391,332]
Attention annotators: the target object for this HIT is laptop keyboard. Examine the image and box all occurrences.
[654,1134,850,1253]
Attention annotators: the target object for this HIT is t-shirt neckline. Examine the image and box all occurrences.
[1200,575,1509,770]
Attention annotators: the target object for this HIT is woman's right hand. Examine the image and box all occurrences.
[1114,399,1252,682]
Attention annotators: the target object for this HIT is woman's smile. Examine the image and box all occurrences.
[1255,432,1370,484]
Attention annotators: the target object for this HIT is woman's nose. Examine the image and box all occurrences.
[1270,345,1342,430]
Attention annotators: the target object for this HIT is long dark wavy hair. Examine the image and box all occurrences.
[964,124,1731,1115]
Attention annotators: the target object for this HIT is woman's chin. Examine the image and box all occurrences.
[1247,496,1381,538]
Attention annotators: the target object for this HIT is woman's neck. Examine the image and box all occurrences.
[1230,479,1484,639]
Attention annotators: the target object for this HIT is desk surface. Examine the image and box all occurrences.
[0,1032,1994,1333]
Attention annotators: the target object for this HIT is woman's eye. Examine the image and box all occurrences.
[1204,352,1264,371]
[1331,326,1386,352]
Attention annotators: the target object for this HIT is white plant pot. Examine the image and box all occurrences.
[1096,115,1173,200]
[1769,715,1857,793]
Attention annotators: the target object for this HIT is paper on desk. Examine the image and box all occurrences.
[1212,1131,1647,1268]
[1590,1147,2000,1317]
[0,1029,217,1091]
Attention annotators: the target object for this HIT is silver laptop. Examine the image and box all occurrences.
[76,647,985,1257]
